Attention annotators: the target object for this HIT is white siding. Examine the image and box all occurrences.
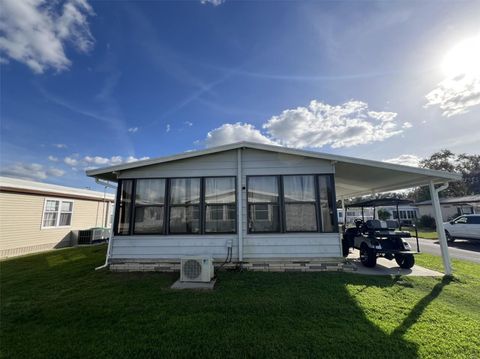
[111,235,237,260]
[118,150,237,179]
[110,148,341,261]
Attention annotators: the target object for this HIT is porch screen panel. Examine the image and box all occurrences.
[169,178,201,234]
[283,175,317,232]
[205,177,236,233]
[117,180,133,235]
[134,179,165,234]
[248,176,280,232]
[318,175,336,232]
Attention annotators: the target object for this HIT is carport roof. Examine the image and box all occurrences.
[86,142,461,198]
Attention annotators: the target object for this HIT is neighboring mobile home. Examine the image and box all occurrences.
[0,177,114,259]
[416,195,480,221]
[86,142,460,272]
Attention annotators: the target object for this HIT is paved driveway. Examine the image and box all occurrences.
[347,249,443,276]
[405,237,480,263]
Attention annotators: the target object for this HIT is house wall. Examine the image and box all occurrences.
[111,148,341,262]
[0,191,111,258]
[418,203,480,221]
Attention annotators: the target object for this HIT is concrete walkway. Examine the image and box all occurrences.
[347,250,443,277]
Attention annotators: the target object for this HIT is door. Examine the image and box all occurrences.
[450,216,469,238]
[466,216,480,239]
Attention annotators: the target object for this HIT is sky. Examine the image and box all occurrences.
[1,0,479,191]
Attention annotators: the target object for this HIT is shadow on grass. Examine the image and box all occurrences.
[391,276,452,338]
[0,246,453,358]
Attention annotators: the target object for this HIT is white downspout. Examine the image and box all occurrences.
[429,181,452,275]
[237,148,243,263]
[95,178,117,271]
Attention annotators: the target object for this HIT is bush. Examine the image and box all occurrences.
[417,215,436,230]
[377,209,391,221]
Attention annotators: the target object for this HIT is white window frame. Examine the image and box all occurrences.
[41,198,74,229]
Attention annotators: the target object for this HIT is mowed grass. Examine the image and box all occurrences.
[1,246,479,359]
[409,229,438,239]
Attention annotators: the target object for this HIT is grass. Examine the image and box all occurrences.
[409,229,438,239]
[1,246,479,359]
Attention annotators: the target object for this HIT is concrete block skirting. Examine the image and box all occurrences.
[109,259,357,273]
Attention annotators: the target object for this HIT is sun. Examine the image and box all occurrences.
[441,33,480,78]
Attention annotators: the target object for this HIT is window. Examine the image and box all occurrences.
[283,175,317,232]
[204,177,236,233]
[116,180,133,235]
[467,216,480,224]
[248,176,280,232]
[134,179,165,234]
[169,178,201,234]
[318,175,336,232]
[42,199,73,228]
[247,174,337,234]
[455,216,467,224]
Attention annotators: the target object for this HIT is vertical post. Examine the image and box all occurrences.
[361,207,364,221]
[429,181,452,275]
[341,198,345,231]
[237,148,243,263]
[396,201,401,230]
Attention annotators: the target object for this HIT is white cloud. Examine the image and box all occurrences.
[402,122,413,129]
[184,121,193,127]
[425,75,480,117]
[203,122,276,148]
[200,0,225,6]
[64,156,79,166]
[200,100,404,149]
[63,154,150,170]
[0,0,94,74]
[128,127,138,133]
[384,154,422,167]
[263,100,402,148]
[1,162,65,180]
[48,155,58,162]
[425,33,480,117]
[166,124,171,132]
[53,143,68,149]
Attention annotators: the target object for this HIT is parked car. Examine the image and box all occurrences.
[444,214,480,242]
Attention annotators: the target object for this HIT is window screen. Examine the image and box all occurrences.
[204,177,236,233]
[169,178,201,233]
[134,179,165,234]
[283,175,317,232]
[318,175,336,232]
[117,180,133,235]
[248,176,280,232]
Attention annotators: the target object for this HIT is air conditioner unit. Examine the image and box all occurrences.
[180,257,214,283]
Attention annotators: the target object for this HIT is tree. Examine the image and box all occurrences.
[377,208,391,221]
[410,150,480,202]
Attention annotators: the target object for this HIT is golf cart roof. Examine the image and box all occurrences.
[346,198,414,208]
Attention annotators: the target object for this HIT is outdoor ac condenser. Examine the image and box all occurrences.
[180,257,214,282]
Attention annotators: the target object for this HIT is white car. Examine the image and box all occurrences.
[443,214,480,242]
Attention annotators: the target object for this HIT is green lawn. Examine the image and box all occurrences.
[1,246,479,359]
[409,229,438,239]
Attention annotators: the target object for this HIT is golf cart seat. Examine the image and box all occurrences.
[386,220,399,229]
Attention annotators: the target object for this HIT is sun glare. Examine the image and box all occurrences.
[441,33,480,78]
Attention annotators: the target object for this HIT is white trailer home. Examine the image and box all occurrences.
[86,142,460,274]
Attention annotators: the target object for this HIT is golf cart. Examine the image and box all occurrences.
[341,198,420,269]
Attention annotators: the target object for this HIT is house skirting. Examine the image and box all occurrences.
[109,259,357,273]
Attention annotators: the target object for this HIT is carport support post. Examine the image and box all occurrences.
[237,148,243,263]
[429,181,452,275]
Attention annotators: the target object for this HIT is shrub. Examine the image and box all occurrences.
[417,215,436,230]
[377,209,391,221]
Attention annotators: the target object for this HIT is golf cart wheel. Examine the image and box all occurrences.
[395,254,415,269]
[342,239,350,257]
[445,230,455,243]
[359,244,376,268]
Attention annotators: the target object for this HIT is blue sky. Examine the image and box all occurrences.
[1,0,479,191]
